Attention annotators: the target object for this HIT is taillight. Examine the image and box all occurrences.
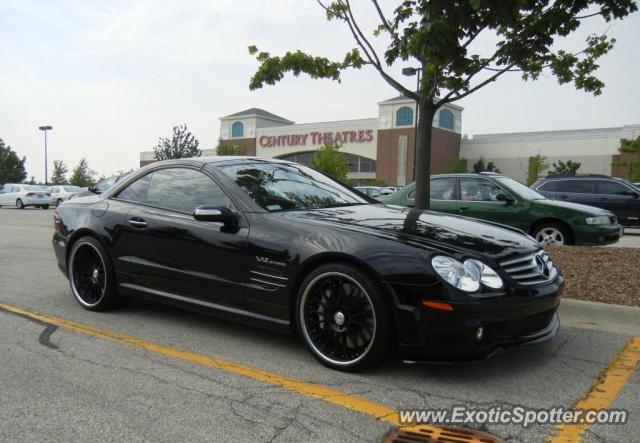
[26,192,34,197]
[46,193,51,197]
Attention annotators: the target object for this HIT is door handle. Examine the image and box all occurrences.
[459,206,470,211]
[128,218,148,228]
[558,195,568,200]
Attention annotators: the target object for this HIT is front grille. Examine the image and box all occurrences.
[499,250,557,286]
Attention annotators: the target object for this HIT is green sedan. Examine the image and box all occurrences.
[378,173,622,246]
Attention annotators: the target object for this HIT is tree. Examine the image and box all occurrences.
[472,157,500,174]
[50,160,69,185]
[153,124,201,160]
[612,135,640,181]
[69,158,96,187]
[216,143,245,156]
[309,142,349,180]
[550,159,581,175]
[247,1,636,209]
[444,157,468,173]
[527,154,550,185]
[0,138,27,184]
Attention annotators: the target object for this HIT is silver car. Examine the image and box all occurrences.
[0,184,52,209]
[48,185,83,206]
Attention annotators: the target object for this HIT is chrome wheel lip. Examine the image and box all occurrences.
[69,241,107,307]
[535,227,564,246]
[299,271,377,367]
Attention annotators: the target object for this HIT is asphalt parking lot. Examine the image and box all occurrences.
[1,207,638,442]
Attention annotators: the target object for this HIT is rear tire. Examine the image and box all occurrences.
[68,236,122,311]
[16,199,24,209]
[295,263,393,372]
[57,199,63,207]
[41,205,49,209]
[533,222,573,246]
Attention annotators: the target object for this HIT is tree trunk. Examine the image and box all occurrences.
[413,98,436,210]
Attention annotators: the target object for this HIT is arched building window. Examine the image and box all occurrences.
[439,109,454,130]
[231,121,244,138]
[395,106,414,126]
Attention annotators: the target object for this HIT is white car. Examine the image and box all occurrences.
[48,185,83,206]
[0,183,52,209]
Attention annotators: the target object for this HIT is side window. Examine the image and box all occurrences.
[559,180,595,194]
[116,174,153,203]
[431,178,456,200]
[460,178,505,202]
[145,168,231,213]
[537,181,562,192]
[599,181,632,196]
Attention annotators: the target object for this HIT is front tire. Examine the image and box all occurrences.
[68,236,121,311]
[57,199,64,207]
[295,263,393,372]
[533,222,573,246]
[16,199,24,209]
[41,204,49,209]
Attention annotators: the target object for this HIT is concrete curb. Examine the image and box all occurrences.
[559,298,640,335]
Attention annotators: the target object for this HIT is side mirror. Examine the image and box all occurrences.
[626,191,640,198]
[496,193,515,205]
[193,206,238,227]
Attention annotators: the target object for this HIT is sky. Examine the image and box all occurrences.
[1,0,639,182]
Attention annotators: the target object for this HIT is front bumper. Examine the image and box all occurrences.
[573,223,622,246]
[394,278,563,362]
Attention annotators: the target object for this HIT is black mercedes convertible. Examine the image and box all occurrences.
[52,157,563,371]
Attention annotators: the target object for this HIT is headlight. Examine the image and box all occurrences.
[464,259,504,289]
[585,216,611,225]
[431,256,504,293]
[431,256,480,292]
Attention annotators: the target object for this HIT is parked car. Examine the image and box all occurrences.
[49,185,83,206]
[53,157,563,371]
[379,172,621,246]
[70,174,125,199]
[355,186,392,197]
[532,174,640,227]
[0,183,51,209]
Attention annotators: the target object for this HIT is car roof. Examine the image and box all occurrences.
[538,174,622,181]
[431,172,504,179]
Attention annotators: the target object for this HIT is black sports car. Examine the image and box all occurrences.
[52,157,563,371]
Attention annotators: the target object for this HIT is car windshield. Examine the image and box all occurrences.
[496,177,545,200]
[95,176,120,193]
[220,162,368,212]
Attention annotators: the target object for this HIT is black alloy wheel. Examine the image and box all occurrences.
[68,237,121,310]
[297,263,392,371]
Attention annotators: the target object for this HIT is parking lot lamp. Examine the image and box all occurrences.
[38,125,53,185]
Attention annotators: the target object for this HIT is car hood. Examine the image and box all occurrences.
[531,198,613,215]
[282,204,538,260]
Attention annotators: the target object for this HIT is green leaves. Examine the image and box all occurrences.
[0,138,27,184]
[153,124,201,161]
[309,142,349,180]
[248,46,365,90]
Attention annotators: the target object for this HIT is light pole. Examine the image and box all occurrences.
[402,67,420,181]
[38,125,53,185]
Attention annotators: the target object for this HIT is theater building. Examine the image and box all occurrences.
[140,95,464,186]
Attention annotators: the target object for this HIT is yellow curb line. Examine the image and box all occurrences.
[549,336,640,442]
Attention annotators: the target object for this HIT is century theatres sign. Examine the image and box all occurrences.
[259,129,374,148]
